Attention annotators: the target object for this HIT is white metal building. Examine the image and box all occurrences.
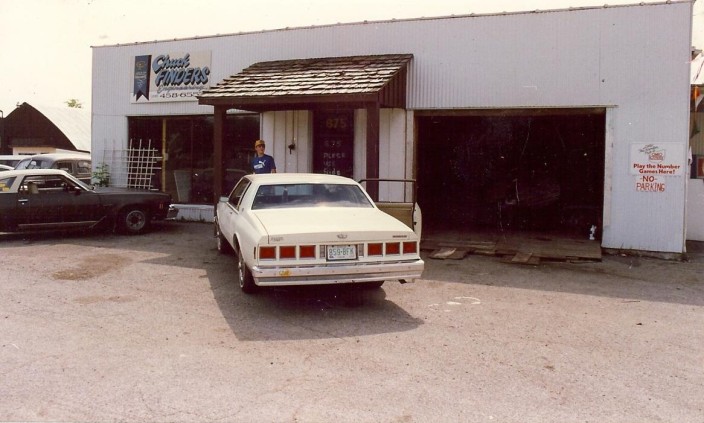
[91,1,694,254]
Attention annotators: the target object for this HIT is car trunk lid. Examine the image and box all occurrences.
[252,207,415,243]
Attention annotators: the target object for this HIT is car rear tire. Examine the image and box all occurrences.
[119,207,150,235]
[215,221,232,254]
[237,247,258,294]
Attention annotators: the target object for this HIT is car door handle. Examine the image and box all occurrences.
[18,199,29,205]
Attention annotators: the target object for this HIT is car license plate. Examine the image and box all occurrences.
[326,245,357,261]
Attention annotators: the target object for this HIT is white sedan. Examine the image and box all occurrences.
[215,173,424,293]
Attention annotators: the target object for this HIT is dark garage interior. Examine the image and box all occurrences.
[416,110,605,239]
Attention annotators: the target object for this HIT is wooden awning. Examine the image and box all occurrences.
[200,54,412,203]
[198,54,412,111]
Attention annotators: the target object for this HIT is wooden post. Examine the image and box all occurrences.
[213,106,226,205]
[366,103,380,201]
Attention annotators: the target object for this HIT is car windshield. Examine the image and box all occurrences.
[251,183,373,210]
[72,176,93,191]
[15,158,51,170]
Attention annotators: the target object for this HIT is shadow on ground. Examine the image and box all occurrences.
[3,222,702,332]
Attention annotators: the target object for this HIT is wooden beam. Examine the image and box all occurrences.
[198,93,378,109]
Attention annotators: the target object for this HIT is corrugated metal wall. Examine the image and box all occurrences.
[92,2,693,253]
[93,3,690,113]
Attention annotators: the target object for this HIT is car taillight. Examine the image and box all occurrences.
[279,246,296,259]
[403,241,417,254]
[368,243,383,256]
[299,245,316,259]
[259,246,276,260]
[257,242,416,261]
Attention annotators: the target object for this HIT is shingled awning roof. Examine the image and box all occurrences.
[198,54,413,111]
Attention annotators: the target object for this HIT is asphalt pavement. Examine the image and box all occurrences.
[1,222,702,422]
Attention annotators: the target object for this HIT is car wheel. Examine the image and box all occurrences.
[237,247,258,294]
[119,207,150,235]
[215,222,232,254]
[360,281,385,289]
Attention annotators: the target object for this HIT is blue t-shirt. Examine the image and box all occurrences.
[252,154,276,174]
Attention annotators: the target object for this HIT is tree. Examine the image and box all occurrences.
[65,99,83,108]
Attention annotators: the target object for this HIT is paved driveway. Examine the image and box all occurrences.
[1,223,703,422]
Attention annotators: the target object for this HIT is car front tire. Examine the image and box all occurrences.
[119,207,150,235]
[237,247,258,294]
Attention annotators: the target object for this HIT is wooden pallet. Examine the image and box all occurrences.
[426,235,601,264]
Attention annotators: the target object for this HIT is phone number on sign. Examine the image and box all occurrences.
[155,91,199,99]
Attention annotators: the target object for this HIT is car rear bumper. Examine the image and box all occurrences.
[251,259,424,286]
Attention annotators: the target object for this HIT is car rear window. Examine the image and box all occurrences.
[251,183,373,210]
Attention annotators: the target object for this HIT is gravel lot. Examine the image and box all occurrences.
[1,222,703,422]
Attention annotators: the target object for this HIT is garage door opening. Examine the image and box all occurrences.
[416,110,605,239]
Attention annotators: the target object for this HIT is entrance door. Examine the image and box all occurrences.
[416,110,606,236]
[313,110,354,178]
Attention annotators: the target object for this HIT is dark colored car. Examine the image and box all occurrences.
[0,169,175,235]
[14,153,92,184]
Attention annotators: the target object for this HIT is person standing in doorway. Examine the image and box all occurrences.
[251,139,277,174]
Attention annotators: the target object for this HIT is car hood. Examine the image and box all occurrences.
[252,207,416,243]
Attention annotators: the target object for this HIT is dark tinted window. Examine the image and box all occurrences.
[76,160,92,175]
[228,179,250,207]
[251,183,372,210]
[54,161,73,172]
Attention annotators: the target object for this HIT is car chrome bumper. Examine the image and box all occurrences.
[251,259,424,286]
[166,205,179,220]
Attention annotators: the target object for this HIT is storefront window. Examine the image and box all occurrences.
[128,114,259,204]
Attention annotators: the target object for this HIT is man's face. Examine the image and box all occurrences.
[256,144,265,155]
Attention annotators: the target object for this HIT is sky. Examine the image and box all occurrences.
[0,0,702,116]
